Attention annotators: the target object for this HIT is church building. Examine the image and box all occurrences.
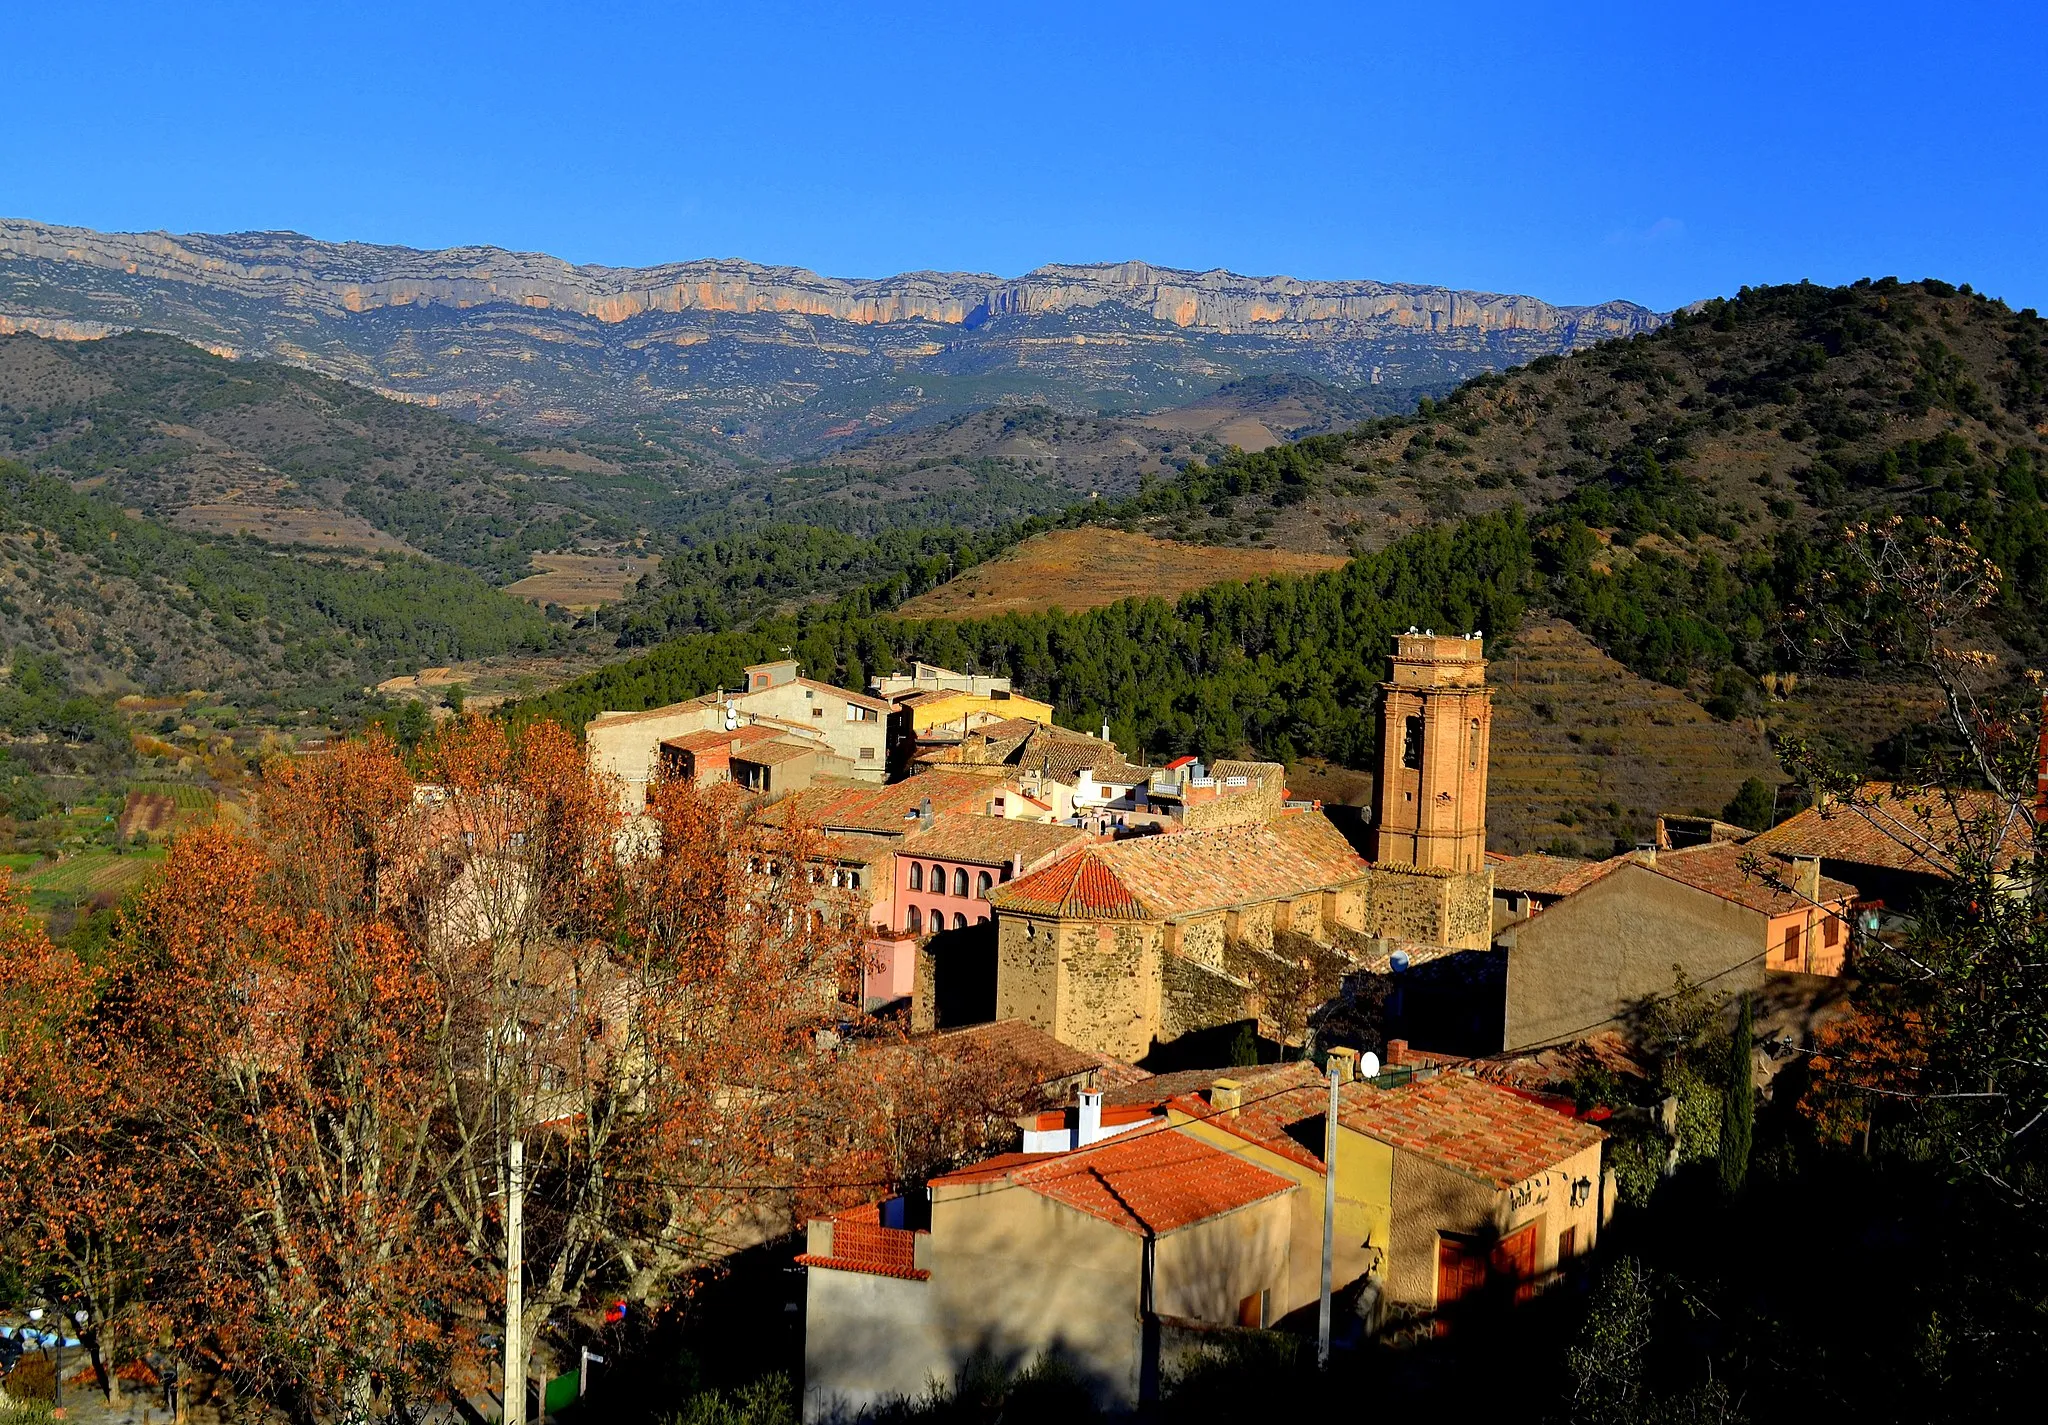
[973,632,1497,1062]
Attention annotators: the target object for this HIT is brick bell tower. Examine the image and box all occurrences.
[1369,630,1492,873]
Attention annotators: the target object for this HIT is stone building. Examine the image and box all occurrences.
[980,812,1491,1062]
[971,634,1499,1063]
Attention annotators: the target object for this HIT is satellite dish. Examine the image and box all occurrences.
[1360,1051,1382,1080]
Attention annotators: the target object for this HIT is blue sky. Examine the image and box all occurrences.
[4,1,2043,312]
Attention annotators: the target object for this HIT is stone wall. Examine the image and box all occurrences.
[1358,864,1493,950]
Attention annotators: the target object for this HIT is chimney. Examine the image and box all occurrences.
[1634,842,1657,867]
[1011,852,1024,881]
[918,795,933,831]
[1327,1046,1360,1085]
[1076,1088,1104,1146]
[1797,855,1822,904]
[1101,718,1112,745]
[1385,1038,1409,1068]
[1208,1078,1243,1117]
[1654,815,1672,850]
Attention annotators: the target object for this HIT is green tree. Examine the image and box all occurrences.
[1721,778,1779,832]
[1718,994,1754,1197]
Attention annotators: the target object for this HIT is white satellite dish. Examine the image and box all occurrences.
[1360,1051,1382,1080]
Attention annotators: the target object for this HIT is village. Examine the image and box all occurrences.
[564,630,1976,1421]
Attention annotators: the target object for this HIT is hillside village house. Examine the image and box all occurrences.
[894,814,1094,937]
[798,1123,1296,1420]
[798,1062,1604,1417]
[758,773,1057,1008]
[586,659,897,810]
[1162,1058,1606,1330]
[1501,841,1857,1053]
[1748,782,2033,917]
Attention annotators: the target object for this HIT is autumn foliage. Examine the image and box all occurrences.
[0,718,984,1419]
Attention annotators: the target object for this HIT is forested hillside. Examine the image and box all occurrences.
[528,280,2048,852]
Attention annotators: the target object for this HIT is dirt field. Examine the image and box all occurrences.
[895,529,1348,619]
[169,502,418,553]
[504,553,661,610]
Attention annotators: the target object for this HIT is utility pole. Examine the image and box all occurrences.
[1317,1058,1339,1368]
[505,1137,525,1425]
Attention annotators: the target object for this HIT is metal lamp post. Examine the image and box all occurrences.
[27,1307,55,1408]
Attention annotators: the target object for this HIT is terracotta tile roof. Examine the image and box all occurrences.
[1748,783,2034,877]
[1645,842,1858,914]
[934,1124,1296,1235]
[928,1019,1137,1087]
[1209,760,1285,786]
[1337,1073,1606,1188]
[734,740,824,766]
[1490,852,1618,898]
[900,813,1093,869]
[1161,1061,1331,1173]
[988,812,1367,922]
[795,1203,930,1280]
[1101,1060,1319,1108]
[1027,1105,1162,1131]
[927,1151,1059,1184]
[660,724,788,754]
[986,851,1151,919]
[765,771,1008,836]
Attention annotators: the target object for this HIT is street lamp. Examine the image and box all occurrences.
[26,1308,56,1408]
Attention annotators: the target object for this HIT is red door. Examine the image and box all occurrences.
[1435,1237,1488,1334]
[1490,1223,1539,1305]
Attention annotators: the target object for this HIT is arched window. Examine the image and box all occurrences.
[929,863,945,895]
[976,870,993,899]
[953,912,968,931]
[975,913,989,925]
[1468,717,1481,770]
[906,904,922,934]
[952,867,970,898]
[909,862,923,891]
[930,906,944,931]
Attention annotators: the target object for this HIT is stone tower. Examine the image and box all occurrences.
[1370,631,1492,873]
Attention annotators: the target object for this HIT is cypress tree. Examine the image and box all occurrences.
[1719,993,1755,1196]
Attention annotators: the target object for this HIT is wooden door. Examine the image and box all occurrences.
[1435,1236,1488,1334]
[1490,1223,1539,1304]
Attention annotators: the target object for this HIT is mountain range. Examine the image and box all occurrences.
[0,218,1662,457]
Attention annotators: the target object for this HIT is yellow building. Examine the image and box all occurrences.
[894,685,1055,738]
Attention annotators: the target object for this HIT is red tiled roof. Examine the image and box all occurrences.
[986,851,1151,919]
[1163,1061,1331,1173]
[934,1124,1296,1235]
[1028,1105,1161,1131]
[1645,842,1858,915]
[1748,783,2033,876]
[660,724,787,755]
[927,1151,1059,1184]
[1337,1074,1606,1188]
[1490,852,1619,898]
[733,739,823,766]
[795,1203,930,1280]
[901,813,1094,869]
[988,812,1366,922]
[765,771,1008,836]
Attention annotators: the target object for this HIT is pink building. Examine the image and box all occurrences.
[893,814,1095,938]
[859,815,1095,1008]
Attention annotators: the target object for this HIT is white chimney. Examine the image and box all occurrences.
[1076,1088,1104,1146]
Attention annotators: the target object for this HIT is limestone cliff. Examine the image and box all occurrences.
[0,218,1663,454]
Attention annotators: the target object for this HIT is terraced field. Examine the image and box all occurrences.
[1486,618,1783,855]
[22,848,166,904]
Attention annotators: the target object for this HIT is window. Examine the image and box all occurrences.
[906,905,922,934]
[929,864,944,894]
[909,863,923,891]
[1825,915,1841,947]
[952,912,967,931]
[812,707,824,718]
[952,867,970,898]
[1783,924,1803,966]
[930,906,943,930]
[752,674,768,691]
[1237,1292,1264,1328]
[1402,714,1425,770]
[1558,1226,1577,1262]
[859,747,876,761]
[1469,717,1481,770]
[976,870,993,898]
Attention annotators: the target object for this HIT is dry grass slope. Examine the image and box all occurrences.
[895,528,1346,619]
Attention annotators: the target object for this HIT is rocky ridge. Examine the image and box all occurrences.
[0,219,1666,455]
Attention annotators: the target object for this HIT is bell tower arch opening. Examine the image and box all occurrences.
[1369,631,1492,873]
